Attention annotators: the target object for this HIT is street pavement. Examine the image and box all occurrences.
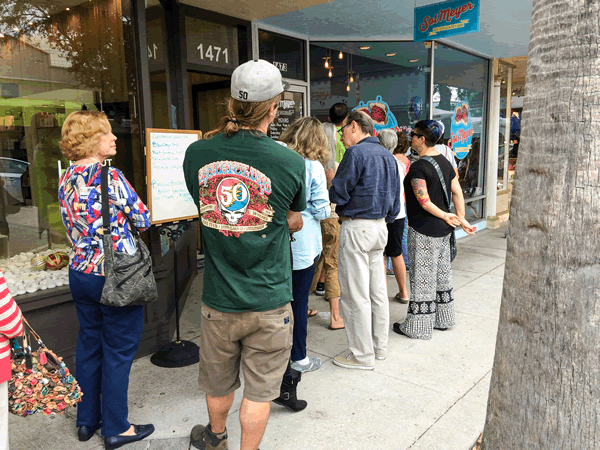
[10,224,508,450]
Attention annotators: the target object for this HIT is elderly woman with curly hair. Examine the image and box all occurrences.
[279,117,331,375]
[58,110,154,449]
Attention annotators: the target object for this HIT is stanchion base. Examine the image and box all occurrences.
[150,340,200,368]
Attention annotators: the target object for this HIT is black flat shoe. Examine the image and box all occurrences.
[104,424,155,450]
[78,423,101,442]
[393,322,408,337]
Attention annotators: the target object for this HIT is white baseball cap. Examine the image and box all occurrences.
[231,59,287,103]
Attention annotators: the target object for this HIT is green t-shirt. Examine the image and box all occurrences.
[335,126,346,163]
[183,130,306,313]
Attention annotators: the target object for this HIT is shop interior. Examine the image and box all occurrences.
[1,0,144,261]
[309,41,488,223]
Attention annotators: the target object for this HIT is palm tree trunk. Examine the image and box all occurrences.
[481,0,600,448]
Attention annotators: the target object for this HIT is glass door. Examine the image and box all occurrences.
[267,84,307,141]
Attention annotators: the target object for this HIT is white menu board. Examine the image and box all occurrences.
[145,128,202,225]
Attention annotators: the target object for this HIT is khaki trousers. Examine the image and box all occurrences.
[338,218,389,365]
[310,217,341,298]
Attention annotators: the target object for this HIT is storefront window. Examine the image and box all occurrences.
[433,43,489,220]
[0,0,142,294]
[310,42,430,131]
[146,6,170,129]
[260,31,306,82]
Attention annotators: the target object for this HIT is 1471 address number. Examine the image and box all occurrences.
[196,44,229,64]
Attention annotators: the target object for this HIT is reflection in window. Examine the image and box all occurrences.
[259,31,306,81]
[450,198,484,222]
[433,43,488,203]
[0,0,141,293]
[310,42,430,131]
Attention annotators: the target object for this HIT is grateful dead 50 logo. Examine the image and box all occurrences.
[198,161,274,237]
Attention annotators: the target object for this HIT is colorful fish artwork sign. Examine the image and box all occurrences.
[450,99,474,160]
[352,95,399,132]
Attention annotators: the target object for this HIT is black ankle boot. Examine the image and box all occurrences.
[273,362,307,412]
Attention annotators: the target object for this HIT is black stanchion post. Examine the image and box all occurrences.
[150,222,200,368]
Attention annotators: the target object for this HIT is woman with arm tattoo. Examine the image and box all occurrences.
[392,120,475,340]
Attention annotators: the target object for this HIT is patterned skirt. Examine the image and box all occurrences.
[399,227,455,339]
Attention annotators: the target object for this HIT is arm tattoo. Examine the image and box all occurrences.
[411,179,429,207]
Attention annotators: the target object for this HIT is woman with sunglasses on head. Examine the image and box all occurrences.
[393,120,476,340]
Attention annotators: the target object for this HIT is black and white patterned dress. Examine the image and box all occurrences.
[399,226,455,339]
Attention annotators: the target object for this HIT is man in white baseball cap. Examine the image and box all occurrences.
[183,59,306,450]
[231,59,288,102]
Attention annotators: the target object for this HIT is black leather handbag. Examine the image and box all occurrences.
[100,165,158,307]
[421,156,457,262]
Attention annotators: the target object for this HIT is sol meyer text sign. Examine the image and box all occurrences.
[146,128,202,225]
[414,0,480,42]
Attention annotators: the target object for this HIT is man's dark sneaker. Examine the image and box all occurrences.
[315,282,325,296]
[190,424,228,450]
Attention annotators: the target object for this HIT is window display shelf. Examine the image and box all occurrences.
[0,247,70,297]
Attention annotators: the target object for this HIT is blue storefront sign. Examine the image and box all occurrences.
[414,0,480,43]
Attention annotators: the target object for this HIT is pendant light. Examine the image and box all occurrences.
[346,55,350,91]
[339,51,343,59]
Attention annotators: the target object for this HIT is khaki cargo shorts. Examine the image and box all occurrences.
[198,302,293,403]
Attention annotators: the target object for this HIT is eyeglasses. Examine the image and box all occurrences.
[410,131,424,139]
[338,122,352,135]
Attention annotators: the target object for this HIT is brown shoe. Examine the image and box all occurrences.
[190,424,228,450]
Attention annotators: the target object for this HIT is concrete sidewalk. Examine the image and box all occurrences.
[11,224,507,450]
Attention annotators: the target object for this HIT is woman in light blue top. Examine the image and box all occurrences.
[280,117,330,373]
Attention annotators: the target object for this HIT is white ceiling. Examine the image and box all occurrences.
[258,0,533,59]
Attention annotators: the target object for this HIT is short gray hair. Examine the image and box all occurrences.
[346,110,374,136]
[377,129,398,152]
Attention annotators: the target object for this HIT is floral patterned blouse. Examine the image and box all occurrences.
[58,163,151,276]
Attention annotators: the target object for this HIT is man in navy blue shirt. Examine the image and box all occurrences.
[328,111,401,370]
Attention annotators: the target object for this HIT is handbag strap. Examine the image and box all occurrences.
[100,165,139,239]
[421,155,451,211]
[14,317,62,370]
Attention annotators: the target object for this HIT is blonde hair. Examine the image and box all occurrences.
[280,117,329,166]
[204,94,282,139]
[59,111,110,161]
